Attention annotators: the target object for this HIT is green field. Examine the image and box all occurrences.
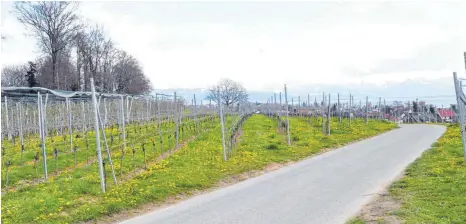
[1,114,396,224]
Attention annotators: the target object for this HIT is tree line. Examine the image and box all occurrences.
[1,2,152,94]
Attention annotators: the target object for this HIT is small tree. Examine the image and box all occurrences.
[206,79,248,107]
[429,105,436,114]
[451,104,458,114]
[25,61,39,87]
[412,101,418,113]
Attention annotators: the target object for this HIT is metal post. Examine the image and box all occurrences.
[66,98,73,152]
[174,92,179,148]
[378,97,382,120]
[285,85,291,145]
[453,72,466,163]
[279,92,282,107]
[104,98,108,128]
[327,94,331,135]
[90,78,106,193]
[218,88,227,160]
[44,93,49,137]
[322,92,325,133]
[194,94,199,134]
[308,93,310,108]
[5,96,11,141]
[37,93,48,179]
[17,102,24,163]
[365,96,369,124]
[349,94,352,126]
[96,101,118,185]
[338,93,341,123]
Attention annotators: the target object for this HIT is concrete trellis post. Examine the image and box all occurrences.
[90,78,106,193]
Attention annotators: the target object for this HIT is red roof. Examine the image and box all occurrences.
[438,109,455,118]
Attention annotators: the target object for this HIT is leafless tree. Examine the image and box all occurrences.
[80,25,106,87]
[1,65,28,87]
[13,1,82,88]
[206,79,248,107]
[112,50,152,94]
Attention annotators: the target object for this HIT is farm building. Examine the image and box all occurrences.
[437,108,456,122]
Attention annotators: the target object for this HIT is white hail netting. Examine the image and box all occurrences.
[4,83,432,192]
[1,87,220,191]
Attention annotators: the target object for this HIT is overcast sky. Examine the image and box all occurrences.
[1,1,466,95]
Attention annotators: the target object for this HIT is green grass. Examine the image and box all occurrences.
[389,124,466,224]
[347,217,367,224]
[1,115,217,188]
[1,114,396,224]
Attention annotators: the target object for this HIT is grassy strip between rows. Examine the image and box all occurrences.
[1,114,396,224]
[348,124,466,224]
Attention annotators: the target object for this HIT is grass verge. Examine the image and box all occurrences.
[347,124,466,224]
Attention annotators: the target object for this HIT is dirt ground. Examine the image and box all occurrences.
[350,172,406,224]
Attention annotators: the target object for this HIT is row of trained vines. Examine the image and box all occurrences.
[1,85,224,193]
[1,83,394,195]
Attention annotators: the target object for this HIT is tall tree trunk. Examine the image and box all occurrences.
[52,52,58,89]
[77,48,83,91]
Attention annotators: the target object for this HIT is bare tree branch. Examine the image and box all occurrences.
[206,79,248,107]
[13,1,82,88]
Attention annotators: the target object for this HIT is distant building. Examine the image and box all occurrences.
[437,108,456,122]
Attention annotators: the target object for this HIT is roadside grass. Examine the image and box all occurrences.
[346,124,466,224]
[347,217,367,224]
[389,124,466,223]
[1,114,396,224]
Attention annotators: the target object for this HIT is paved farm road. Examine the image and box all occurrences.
[120,124,446,224]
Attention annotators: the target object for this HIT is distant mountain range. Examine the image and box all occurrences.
[153,78,456,107]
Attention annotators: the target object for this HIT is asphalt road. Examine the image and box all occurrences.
[120,124,446,224]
